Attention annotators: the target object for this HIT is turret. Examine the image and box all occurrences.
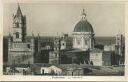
[54,36,61,51]
[8,33,12,50]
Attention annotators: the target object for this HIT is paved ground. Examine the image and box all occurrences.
[84,66,124,76]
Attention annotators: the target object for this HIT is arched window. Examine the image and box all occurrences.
[16,23,19,27]
[16,32,19,39]
[62,43,65,46]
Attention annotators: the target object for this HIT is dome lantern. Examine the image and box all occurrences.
[81,9,86,21]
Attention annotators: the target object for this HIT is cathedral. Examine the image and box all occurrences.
[4,5,125,66]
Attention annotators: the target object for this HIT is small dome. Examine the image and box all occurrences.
[74,20,94,33]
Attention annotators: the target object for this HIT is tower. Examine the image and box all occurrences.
[73,9,94,51]
[115,34,124,64]
[54,36,61,51]
[8,4,34,65]
[49,36,60,64]
[60,34,67,50]
[12,4,26,42]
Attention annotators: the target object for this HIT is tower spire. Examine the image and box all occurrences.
[16,3,22,17]
[12,3,26,42]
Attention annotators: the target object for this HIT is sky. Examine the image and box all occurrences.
[3,2,125,36]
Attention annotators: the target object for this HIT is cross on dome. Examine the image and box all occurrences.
[81,9,87,20]
[82,9,86,16]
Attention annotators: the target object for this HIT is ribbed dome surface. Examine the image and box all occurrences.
[74,20,94,33]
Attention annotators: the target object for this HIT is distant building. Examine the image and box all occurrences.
[49,34,73,64]
[34,34,54,63]
[115,34,125,65]
[34,64,85,76]
[60,34,73,50]
[5,64,32,75]
[102,51,115,66]
[33,63,62,75]
[94,36,116,46]
[65,68,84,76]
[103,51,119,66]
[60,64,85,76]
[104,44,115,51]
[90,49,118,66]
[90,49,103,66]
[60,49,90,64]
[49,51,59,64]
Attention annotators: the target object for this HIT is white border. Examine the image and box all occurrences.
[0,0,128,81]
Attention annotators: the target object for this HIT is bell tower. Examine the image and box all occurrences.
[12,4,26,42]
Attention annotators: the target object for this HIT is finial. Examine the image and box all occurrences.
[9,33,11,36]
[38,33,40,37]
[83,9,85,13]
[82,9,86,16]
[118,27,121,35]
[81,8,86,20]
[16,2,22,14]
[32,31,34,36]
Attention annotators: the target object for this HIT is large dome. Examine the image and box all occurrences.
[74,20,94,33]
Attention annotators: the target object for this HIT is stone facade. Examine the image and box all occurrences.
[65,68,84,76]
[34,35,54,63]
[90,49,117,66]
[49,51,59,64]
[49,34,73,64]
[8,5,34,65]
[73,32,94,50]
[104,44,115,51]
[90,49,103,66]
[115,34,125,64]
[34,64,62,75]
